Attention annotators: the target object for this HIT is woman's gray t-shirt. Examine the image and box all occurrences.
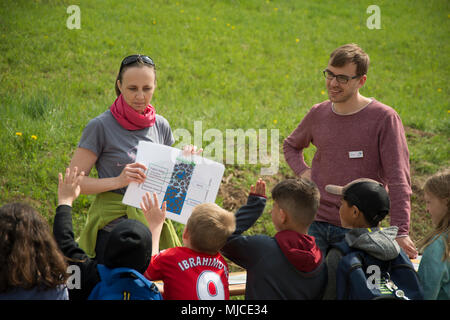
[78,110,174,195]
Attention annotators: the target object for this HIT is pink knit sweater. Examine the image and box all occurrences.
[283,99,411,236]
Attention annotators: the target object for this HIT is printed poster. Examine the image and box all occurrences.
[123,141,225,224]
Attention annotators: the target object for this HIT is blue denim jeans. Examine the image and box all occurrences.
[308,221,350,255]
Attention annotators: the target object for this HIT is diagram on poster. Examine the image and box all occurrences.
[123,141,225,224]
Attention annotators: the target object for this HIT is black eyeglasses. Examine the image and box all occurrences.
[120,54,155,70]
[323,69,360,84]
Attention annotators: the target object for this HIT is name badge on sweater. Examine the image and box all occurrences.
[349,151,363,159]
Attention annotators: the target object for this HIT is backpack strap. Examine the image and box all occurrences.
[330,240,371,300]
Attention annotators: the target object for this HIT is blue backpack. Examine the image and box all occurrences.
[331,241,424,300]
[88,264,163,300]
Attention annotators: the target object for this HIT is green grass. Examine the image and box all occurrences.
[0,0,449,243]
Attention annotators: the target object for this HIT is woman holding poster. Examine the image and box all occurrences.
[69,54,190,262]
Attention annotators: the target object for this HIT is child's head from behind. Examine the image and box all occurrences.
[271,178,320,231]
[184,203,236,255]
[104,219,152,274]
[0,202,68,292]
[423,170,449,228]
[326,178,390,228]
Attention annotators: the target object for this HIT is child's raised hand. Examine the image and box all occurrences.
[58,167,84,206]
[250,178,266,197]
[140,192,166,233]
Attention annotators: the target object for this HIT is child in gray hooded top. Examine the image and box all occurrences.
[322,178,402,300]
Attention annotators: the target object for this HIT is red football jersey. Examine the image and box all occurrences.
[144,247,230,300]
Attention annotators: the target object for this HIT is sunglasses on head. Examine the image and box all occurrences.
[120,54,155,70]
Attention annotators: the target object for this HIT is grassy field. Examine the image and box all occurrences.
[0,0,449,252]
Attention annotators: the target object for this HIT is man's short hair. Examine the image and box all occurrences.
[186,203,236,255]
[329,43,370,76]
[271,178,320,227]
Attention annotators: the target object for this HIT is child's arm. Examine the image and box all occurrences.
[141,192,167,257]
[58,166,84,206]
[233,178,267,235]
[221,179,267,268]
[53,167,90,261]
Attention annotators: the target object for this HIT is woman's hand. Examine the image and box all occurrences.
[70,147,147,194]
[117,162,148,188]
[182,144,203,157]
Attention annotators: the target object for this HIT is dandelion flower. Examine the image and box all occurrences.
[296,38,300,43]
[212,17,216,21]
[15,132,22,136]
[437,88,442,92]
[31,135,37,140]
[274,7,278,11]
[321,90,326,95]
[231,26,235,30]
[273,119,278,124]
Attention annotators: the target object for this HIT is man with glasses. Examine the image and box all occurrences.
[283,44,417,258]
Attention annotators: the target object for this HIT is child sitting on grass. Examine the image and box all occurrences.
[221,178,327,300]
[417,170,449,300]
[141,192,236,300]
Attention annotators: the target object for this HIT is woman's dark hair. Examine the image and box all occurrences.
[0,202,69,292]
[115,55,157,97]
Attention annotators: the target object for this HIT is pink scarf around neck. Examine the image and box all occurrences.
[110,94,156,130]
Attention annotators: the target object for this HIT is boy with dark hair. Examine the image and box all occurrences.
[221,178,327,300]
[323,178,423,300]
